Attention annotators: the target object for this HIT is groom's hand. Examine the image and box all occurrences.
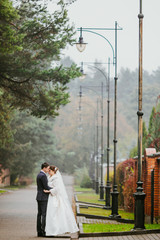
[43,189,50,193]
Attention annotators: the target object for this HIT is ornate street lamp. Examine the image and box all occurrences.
[79,84,104,196]
[78,90,99,191]
[76,27,87,52]
[80,61,111,206]
[105,57,111,208]
[79,62,86,80]
[76,24,122,217]
[133,0,146,230]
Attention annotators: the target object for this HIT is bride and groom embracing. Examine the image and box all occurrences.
[36,162,79,237]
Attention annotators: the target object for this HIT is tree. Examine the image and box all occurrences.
[0,0,24,53]
[148,107,156,133]
[3,111,63,184]
[147,101,160,151]
[0,0,80,118]
[116,159,135,211]
[129,121,148,158]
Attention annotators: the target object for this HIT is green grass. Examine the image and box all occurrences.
[83,223,134,232]
[83,223,160,233]
[76,191,134,219]
[77,193,105,205]
[74,186,94,193]
[80,207,134,220]
[0,190,7,194]
[3,186,19,190]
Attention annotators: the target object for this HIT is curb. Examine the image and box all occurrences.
[79,229,160,238]
[77,213,134,224]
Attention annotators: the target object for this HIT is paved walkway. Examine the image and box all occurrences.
[0,175,76,240]
[77,216,122,224]
[0,175,160,240]
[80,234,160,240]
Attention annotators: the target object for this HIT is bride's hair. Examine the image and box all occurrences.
[50,165,59,174]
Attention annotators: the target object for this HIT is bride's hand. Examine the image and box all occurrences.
[43,189,50,193]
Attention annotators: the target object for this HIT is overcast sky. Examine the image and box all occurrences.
[61,0,160,74]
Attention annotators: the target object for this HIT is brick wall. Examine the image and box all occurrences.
[133,148,160,222]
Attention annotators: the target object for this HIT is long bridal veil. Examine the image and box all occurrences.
[56,170,70,202]
[45,170,79,236]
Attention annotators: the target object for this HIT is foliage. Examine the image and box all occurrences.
[0,111,62,184]
[116,159,134,211]
[0,0,24,53]
[80,174,92,188]
[129,146,137,159]
[54,65,160,174]
[0,0,80,118]
[0,93,14,150]
[74,166,92,188]
[129,121,148,158]
[148,107,156,133]
[146,101,160,151]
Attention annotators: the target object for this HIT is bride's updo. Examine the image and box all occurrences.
[50,165,59,174]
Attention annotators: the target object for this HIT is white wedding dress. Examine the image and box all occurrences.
[45,171,79,236]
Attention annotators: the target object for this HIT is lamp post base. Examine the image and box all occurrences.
[133,181,146,230]
[92,179,95,190]
[99,184,104,201]
[105,184,111,207]
[95,181,99,194]
[109,185,121,219]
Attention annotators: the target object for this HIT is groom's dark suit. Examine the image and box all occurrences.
[36,171,51,237]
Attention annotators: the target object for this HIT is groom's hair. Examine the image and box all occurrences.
[41,162,49,169]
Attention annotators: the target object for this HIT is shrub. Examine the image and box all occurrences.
[80,174,92,188]
[74,166,92,188]
[116,159,135,211]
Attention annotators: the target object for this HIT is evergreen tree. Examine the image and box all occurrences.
[129,121,148,158]
[4,111,62,184]
[148,107,156,134]
[0,0,80,118]
[146,101,160,151]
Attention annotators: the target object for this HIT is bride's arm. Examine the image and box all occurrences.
[49,179,58,196]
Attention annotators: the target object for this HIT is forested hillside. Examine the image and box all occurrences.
[53,57,160,172]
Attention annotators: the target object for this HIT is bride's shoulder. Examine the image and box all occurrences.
[48,175,58,182]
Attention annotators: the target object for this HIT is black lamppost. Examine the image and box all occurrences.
[79,84,104,197]
[109,21,121,219]
[78,93,98,191]
[96,98,99,194]
[83,62,111,203]
[76,24,122,217]
[105,57,111,208]
[133,0,146,230]
[100,81,104,200]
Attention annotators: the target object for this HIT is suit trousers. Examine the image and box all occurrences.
[37,200,48,235]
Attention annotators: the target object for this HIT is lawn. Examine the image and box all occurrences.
[76,189,134,219]
[74,186,95,193]
[83,223,160,233]
[0,190,7,194]
[77,192,105,205]
[80,207,134,220]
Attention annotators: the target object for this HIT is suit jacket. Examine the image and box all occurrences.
[36,171,52,201]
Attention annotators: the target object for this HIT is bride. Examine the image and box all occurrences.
[44,165,79,236]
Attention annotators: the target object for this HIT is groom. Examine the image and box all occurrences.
[36,162,52,237]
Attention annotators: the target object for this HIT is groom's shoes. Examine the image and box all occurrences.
[37,232,43,237]
[37,230,46,237]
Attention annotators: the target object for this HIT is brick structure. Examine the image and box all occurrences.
[133,148,160,223]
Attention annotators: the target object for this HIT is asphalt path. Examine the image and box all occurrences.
[0,174,74,240]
